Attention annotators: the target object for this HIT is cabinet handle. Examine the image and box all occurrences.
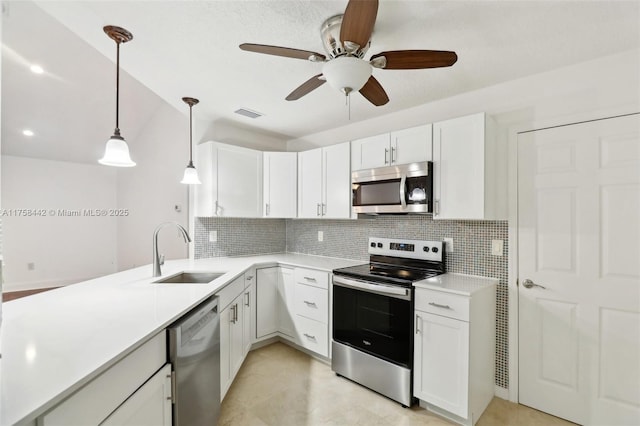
[415,315,421,334]
[303,300,317,307]
[391,145,396,163]
[303,333,316,341]
[434,200,440,216]
[245,292,250,307]
[322,203,326,216]
[265,203,270,216]
[169,371,176,403]
[303,276,317,282]
[317,203,321,216]
[384,148,389,164]
[215,200,219,216]
[428,302,452,310]
[246,275,254,281]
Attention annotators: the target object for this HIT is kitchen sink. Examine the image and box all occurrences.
[153,271,224,284]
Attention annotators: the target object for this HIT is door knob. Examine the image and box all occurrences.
[522,279,546,289]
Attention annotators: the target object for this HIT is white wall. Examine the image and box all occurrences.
[1,156,118,291]
[198,118,289,151]
[287,49,640,150]
[115,102,191,271]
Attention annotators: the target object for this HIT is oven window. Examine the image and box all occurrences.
[332,283,413,367]
[352,179,401,206]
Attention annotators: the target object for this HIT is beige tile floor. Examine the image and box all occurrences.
[220,342,575,426]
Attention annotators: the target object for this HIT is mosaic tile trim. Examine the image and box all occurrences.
[194,217,286,258]
[195,215,509,390]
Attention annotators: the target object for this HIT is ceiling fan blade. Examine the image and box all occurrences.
[340,0,379,50]
[359,75,389,106]
[370,50,458,70]
[286,74,326,101]
[239,43,326,61]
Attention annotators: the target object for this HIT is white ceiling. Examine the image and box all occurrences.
[3,0,640,163]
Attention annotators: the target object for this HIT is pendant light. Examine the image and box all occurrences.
[180,97,201,185]
[99,26,136,167]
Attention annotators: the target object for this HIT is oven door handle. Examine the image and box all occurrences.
[332,275,411,300]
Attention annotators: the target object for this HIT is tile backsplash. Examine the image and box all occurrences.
[195,215,509,390]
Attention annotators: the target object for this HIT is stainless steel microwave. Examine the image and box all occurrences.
[352,161,433,214]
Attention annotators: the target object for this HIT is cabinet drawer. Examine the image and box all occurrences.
[415,289,469,322]
[294,283,328,323]
[41,332,166,426]
[294,267,328,289]
[295,315,329,357]
[217,274,245,310]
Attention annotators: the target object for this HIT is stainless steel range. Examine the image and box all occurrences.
[331,237,445,407]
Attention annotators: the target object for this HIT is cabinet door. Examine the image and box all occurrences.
[264,152,297,218]
[101,364,172,426]
[256,268,279,338]
[229,296,245,380]
[298,148,323,218]
[351,133,391,170]
[220,303,232,399]
[414,311,469,418]
[433,113,486,219]
[194,142,218,217]
[278,267,296,338]
[322,142,351,219]
[216,144,263,217]
[391,124,432,165]
[242,281,255,356]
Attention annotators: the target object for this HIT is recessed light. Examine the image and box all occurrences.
[22,129,34,136]
[30,64,44,74]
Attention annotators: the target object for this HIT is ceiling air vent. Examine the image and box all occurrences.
[234,108,263,119]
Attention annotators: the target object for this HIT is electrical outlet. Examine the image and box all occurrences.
[318,231,324,242]
[444,238,454,253]
[491,239,504,256]
[27,262,35,271]
[209,230,218,242]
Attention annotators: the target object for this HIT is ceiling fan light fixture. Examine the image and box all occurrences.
[322,56,371,94]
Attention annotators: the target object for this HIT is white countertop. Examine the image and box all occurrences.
[413,272,498,295]
[0,253,361,425]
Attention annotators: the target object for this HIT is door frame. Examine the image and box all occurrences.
[506,104,640,403]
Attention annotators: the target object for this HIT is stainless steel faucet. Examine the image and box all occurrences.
[153,222,191,277]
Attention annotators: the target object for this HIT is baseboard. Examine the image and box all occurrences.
[494,385,509,400]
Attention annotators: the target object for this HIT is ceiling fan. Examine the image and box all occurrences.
[240,0,457,106]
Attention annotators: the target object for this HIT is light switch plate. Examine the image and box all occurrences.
[209,230,217,242]
[318,231,324,242]
[444,238,454,253]
[491,239,504,256]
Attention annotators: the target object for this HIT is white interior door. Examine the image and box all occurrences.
[518,113,640,425]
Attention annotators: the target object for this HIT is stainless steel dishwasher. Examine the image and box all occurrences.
[168,296,220,426]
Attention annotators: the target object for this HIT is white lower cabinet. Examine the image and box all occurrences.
[219,273,253,400]
[413,285,496,426]
[243,272,256,356]
[278,267,296,338]
[101,364,172,426]
[39,332,167,426]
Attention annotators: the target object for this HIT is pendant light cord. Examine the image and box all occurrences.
[115,41,121,132]
[189,105,193,164]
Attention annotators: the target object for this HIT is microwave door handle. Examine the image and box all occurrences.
[399,175,407,208]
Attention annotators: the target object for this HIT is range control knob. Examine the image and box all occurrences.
[432,247,439,253]
[370,242,376,248]
[377,243,383,248]
[423,246,430,252]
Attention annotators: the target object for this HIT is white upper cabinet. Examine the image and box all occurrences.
[390,124,433,165]
[194,141,263,217]
[351,124,432,171]
[263,152,297,218]
[298,142,351,219]
[433,113,504,220]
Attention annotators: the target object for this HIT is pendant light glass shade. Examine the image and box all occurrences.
[181,162,202,184]
[99,133,136,167]
[181,97,201,185]
[100,26,135,167]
